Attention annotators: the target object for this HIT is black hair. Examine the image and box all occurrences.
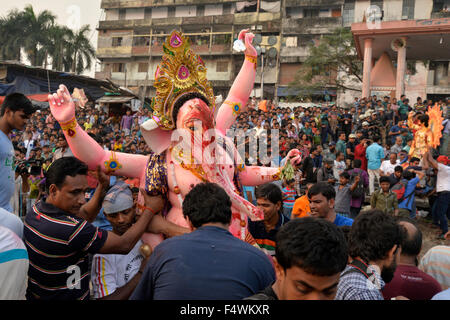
[255,183,282,205]
[275,218,348,276]
[396,217,422,257]
[182,182,232,228]
[308,182,336,201]
[45,157,88,192]
[410,157,420,163]
[403,170,416,180]
[379,176,391,184]
[0,93,35,116]
[172,92,210,125]
[339,225,352,244]
[373,136,381,143]
[418,114,429,127]
[352,159,362,169]
[348,209,405,262]
[339,171,350,180]
[394,165,403,173]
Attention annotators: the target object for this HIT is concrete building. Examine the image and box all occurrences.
[95,0,449,104]
[339,0,450,105]
[95,0,343,101]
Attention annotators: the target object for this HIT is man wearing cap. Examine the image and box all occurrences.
[423,151,450,240]
[322,141,337,162]
[361,121,370,140]
[346,134,358,161]
[91,180,149,300]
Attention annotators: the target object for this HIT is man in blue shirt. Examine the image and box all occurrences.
[0,93,35,212]
[366,136,385,195]
[388,120,402,145]
[307,182,353,227]
[130,183,275,300]
[398,169,425,219]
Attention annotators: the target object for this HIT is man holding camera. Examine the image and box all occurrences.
[0,93,36,236]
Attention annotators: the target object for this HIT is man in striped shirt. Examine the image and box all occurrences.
[23,157,163,300]
[248,183,290,256]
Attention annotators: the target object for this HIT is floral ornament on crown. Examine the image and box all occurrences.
[151,30,216,131]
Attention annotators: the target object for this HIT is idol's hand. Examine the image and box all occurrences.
[238,29,257,57]
[48,84,76,123]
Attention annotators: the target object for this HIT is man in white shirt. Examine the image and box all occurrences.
[423,151,450,239]
[380,153,399,176]
[0,225,28,300]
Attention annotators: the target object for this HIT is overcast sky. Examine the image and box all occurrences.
[0,0,103,76]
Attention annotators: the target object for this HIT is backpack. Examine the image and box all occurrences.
[391,179,414,203]
[350,169,365,198]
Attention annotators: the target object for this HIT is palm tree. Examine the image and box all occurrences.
[0,9,25,61]
[20,5,56,66]
[67,25,96,75]
[44,25,74,71]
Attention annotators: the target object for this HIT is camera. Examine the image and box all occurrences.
[15,159,43,176]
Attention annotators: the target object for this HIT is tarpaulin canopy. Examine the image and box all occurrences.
[0,61,127,102]
[0,93,49,105]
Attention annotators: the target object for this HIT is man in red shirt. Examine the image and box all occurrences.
[354,138,368,172]
[382,218,442,300]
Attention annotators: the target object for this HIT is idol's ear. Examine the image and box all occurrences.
[214,95,223,120]
[140,119,172,154]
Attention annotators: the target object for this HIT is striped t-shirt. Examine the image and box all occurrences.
[282,187,296,209]
[24,200,108,300]
[247,213,289,256]
[419,245,450,290]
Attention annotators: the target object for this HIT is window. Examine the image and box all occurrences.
[369,0,384,21]
[112,37,123,47]
[370,0,383,10]
[168,7,175,18]
[133,36,150,46]
[283,36,298,47]
[119,9,126,20]
[402,0,415,19]
[223,3,232,14]
[112,63,125,73]
[138,63,148,73]
[216,61,228,72]
[303,8,319,17]
[144,8,152,19]
[343,0,355,26]
[197,5,205,16]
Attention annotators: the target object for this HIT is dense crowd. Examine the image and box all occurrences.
[0,91,450,302]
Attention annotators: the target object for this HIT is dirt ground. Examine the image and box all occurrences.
[416,216,449,260]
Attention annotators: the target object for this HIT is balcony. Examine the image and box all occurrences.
[101,0,238,9]
[431,11,450,19]
[285,0,344,7]
[98,12,280,30]
[282,16,342,34]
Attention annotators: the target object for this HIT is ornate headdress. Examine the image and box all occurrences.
[151,30,216,131]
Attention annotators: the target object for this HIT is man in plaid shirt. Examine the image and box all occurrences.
[335,210,405,300]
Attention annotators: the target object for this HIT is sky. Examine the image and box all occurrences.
[0,0,103,76]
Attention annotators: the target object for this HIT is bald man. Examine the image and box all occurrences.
[382,218,441,300]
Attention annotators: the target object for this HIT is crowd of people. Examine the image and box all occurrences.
[0,90,450,301]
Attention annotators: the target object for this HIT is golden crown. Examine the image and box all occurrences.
[151,30,216,131]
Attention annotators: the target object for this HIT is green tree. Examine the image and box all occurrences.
[0,9,25,61]
[289,27,363,99]
[67,25,96,75]
[45,25,74,71]
[20,5,56,67]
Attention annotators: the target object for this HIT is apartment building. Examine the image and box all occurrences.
[95,0,449,104]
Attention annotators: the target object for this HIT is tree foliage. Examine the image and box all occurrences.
[0,5,96,75]
[289,27,363,98]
